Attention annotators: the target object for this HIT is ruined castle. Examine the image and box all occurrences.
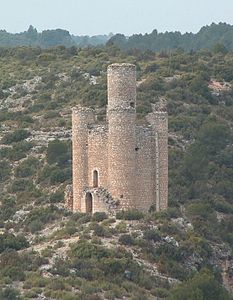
[67,63,168,214]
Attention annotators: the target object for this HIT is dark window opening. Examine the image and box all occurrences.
[130,102,135,108]
[85,192,93,213]
[93,170,98,188]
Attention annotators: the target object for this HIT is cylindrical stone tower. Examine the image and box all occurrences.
[107,63,137,209]
[72,107,94,211]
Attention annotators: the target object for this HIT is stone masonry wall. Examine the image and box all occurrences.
[87,125,108,189]
[108,109,136,209]
[107,63,137,111]
[135,126,155,211]
[147,110,168,211]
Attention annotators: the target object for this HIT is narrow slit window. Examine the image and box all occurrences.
[93,170,98,188]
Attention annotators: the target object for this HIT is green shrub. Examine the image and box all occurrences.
[158,259,188,280]
[92,212,108,222]
[118,234,135,246]
[115,221,127,233]
[10,178,33,192]
[0,197,16,221]
[3,266,25,281]
[151,288,169,298]
[1,129,30,144]
[50,190,64,203]
[116,210,144,220]
[156,243,182,261]
[27,220,43,233]
[167,269,232,300]
[47,139,70,165]
[15,157,39,178]
[51,258,70,276]
[69,240,110,260]
[92,223,110,237]
[143,229,161,242]
[44,111,59,119]
[0,160,11,182]
[0,287,20,300]
[24,205,64,233]
[50,168,70,184]
[1,141,33,161]
[0,233,29,253]
[48,278,66,291]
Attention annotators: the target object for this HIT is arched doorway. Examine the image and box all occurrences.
[93,170,98,188]
[85,192,93,213]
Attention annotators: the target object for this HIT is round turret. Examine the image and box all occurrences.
[107,63,136,111]
[72,106,94,211]
[107,63,137,209]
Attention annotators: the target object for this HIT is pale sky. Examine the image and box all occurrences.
[1,0,233,36]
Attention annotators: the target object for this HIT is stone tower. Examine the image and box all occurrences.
[69,63,168,214]
[107,64,136,209]
[72,107,94,211]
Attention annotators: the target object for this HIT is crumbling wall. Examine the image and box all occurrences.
[81,187,119,215]
[147,101,168,211]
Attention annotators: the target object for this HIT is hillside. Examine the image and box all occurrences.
[0,45,233,299]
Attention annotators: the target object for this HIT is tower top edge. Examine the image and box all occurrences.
[108,63,136,70]
[72,106,94,115]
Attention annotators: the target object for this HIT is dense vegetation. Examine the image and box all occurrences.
[0,25,110,48]
[2,23,233,51]
[109,22,233,52]
[0,43,233,299]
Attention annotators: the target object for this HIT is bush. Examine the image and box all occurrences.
[3,266,25,281]
[0,287,20,300]
[118,234,135,246]
[156,243,182,261]
[50,190,64,203]
[1,129,30,144]
[24,206,64,233]
[92,224,110,237]
[15,157,39,178]
[167,269,232,300]
[158,259,188,280]
[0,233,29,253]
[143,229,161,242]
[0,197,16,221]
[92,212,108,222]
[10,178,33,192]
[50,168,69,184]
[116,210,144,220]
[47,139,70,165]
[69,240,110,260]
[0,160,11,182]
[27,220,43,233]
[0,141,33,161]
